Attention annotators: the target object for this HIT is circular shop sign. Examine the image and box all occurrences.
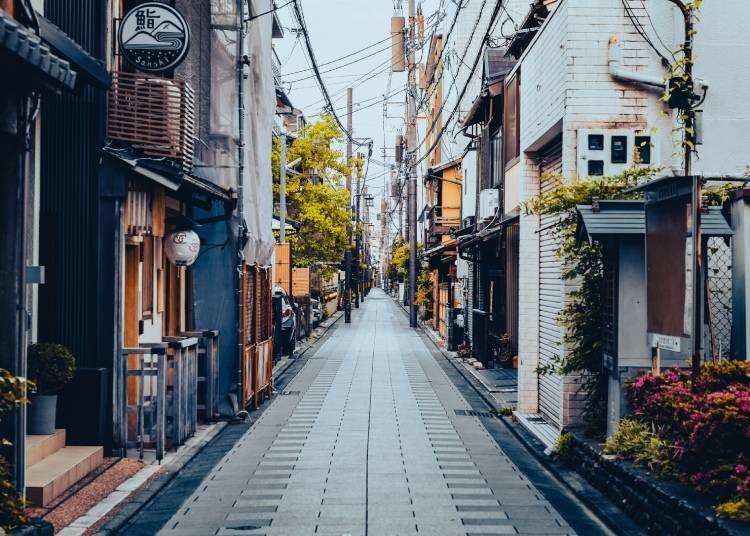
[119,2,190,73]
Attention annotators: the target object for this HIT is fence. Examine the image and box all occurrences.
[119,335,200,461]
[242,265,274,409]
[706,237,732,359]
[183,330,220,421]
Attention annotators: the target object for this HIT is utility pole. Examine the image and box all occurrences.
[344,88,353,323]
[355,159,361,309]
[279,133,287,243]
[406,0,418,328]
[667,0,700,374]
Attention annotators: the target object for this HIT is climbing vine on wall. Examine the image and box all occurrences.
[523,167,657,435]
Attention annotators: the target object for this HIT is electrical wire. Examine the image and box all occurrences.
[411,0,492,160]
[412,0,506,167]
[246,0,294,22]
[621,0,673,68]
[290,0,371,150]
[283,34,395,76]
[285,42,396,83]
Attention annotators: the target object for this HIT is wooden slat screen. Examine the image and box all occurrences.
[108,71,196,171]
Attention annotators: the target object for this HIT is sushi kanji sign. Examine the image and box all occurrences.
[119,3,190,73]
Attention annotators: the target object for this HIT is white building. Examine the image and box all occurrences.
[508,0,750,432]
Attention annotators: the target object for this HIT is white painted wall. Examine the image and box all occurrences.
[515,0,750,426]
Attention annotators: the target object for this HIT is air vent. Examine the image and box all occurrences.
[454,409,495,418]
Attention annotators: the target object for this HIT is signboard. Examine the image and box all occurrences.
[119,3,190,73]
[292,268,311,297]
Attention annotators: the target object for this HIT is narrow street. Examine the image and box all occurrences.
[146,290,609,536]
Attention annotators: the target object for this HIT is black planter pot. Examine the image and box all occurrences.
[27,394,57,435]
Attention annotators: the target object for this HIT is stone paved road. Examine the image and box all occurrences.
[156,290,602,536]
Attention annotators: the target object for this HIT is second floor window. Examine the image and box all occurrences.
[490,128,502,188]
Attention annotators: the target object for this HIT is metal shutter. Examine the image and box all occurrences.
[538,140,564,429]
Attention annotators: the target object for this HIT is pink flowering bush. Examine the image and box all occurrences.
[623,361,750,520]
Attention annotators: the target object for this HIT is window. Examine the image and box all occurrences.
[588,160,604,176]
[611,136,628,164]
[490,127,502,187]
[588,134,604,151]
[635,135,652,164]
[503,72,520,165]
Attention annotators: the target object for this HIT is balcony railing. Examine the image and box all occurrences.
[108,71,196,171]
[428,205,461,240]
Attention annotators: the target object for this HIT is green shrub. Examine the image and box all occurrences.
[552,432,576,467]
[27,343,75,395]
[0,454,27,531]
[604,419,678,477]
[0,369,31,530]
[716,498,750,522]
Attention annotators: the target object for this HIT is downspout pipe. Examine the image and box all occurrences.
[608,36,668,90]
[235,0,247,417]
[608,35,708,92]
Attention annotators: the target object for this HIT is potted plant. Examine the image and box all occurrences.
[26,343,75,435]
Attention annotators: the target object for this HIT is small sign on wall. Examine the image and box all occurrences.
[652,333,682,353]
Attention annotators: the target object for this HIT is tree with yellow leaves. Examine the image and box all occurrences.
[272,115,364,273]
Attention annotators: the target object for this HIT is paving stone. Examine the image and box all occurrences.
[154,292,578,536]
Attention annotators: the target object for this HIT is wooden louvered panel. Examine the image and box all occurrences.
[108,72,195,171]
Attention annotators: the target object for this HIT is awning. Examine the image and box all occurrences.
[35,13,110,88]
[461,91,488,129]
[428,157,462,176]
[422,239,457,263]
[576,200,732,241]
[0,10,76,89]
[103,146,233,203]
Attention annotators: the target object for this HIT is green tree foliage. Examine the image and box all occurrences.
[272,115,363,272]
[0,369,31,530]
[389,240,409,282]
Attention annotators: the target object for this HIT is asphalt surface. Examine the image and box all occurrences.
[123,289,613,535]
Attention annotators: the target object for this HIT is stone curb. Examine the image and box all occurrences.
[563,433,750,536]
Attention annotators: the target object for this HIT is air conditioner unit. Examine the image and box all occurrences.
[479,189,499,220]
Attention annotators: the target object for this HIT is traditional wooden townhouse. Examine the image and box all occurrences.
[0,0,111,504]
[0,0,282,508]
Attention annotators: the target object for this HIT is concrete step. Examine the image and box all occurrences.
[26,429,66,467]
[26,446,104,506]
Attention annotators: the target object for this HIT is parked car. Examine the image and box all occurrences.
[310,298,322,326]
[273,286,297,356]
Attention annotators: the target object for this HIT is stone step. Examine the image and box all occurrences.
[26,429,66,467]
[26,446,104,506]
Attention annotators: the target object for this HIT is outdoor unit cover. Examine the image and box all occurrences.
[479,189,499,220]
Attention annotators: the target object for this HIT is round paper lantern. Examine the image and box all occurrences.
[164,229,200,266]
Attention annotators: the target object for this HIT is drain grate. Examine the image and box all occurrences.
[280,390,300,396]
[454,409,495,418]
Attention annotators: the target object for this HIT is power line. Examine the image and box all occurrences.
[413,0,506,167]
[283,34,394,76]
[290,0,371,150]
[621,0,672,68]
[246,0,294,22]
[285,42,395,83]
